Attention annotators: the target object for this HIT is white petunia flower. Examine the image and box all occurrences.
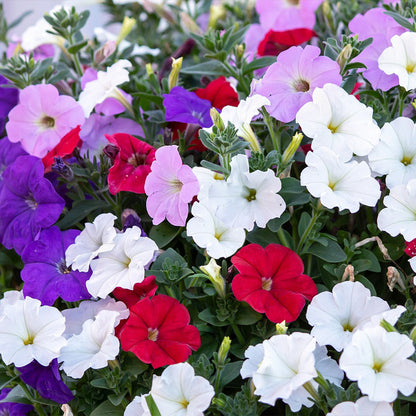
[339,326,416,402]
[379,32,416,91]
[87,226,158,298]
[65,213,117,272]
[306,281,405,352]
[377,179,416,241]
[62,297,129,338]
[59,310,120,378]
[125,362,215,416]
[0,296,67,367]
[78,60,132,117]
[410,257,416,273]
[186,201,245,259]
[192,166,225,201]
[207,154,286,231]
[296,83,380,161]
[368,117,416,188]
[300,147,380,213]
[327,396,394,416]
[252,333,317,406]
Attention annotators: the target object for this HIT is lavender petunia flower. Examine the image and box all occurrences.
[0,75,19,132]
[0,388,33,415]
[21,226,92,306]
[163,86,213,127]
[0,137,27,191]
[17,359,74,404]
[0,155,65,254]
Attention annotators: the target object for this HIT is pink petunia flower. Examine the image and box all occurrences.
[253,45,341,122]
[6,84,85,157]
[144,146,199,226]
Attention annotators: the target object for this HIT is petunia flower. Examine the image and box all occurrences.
[194,76,239,110]
[6,84,85,158]
[231,243,317,323]
[59,310,121,378]
[144,145,200,226]
[0,155,65,254]
[379,32,416,91]
[252,333,317,406]
[296,83,381,161]
[119,294,200,369]
[0,388,33,415]
[21,226,92,306]
[113,275,158,308]
[405,239,416,272]
[339,326,416,402]
[87,226,159,298]
[106,132,156,195]
[0,137,27,192]
[300,147,381,213]
[306,281,406,352]
[17,359,74,404]
[253,45,341,123]
[377,179,416,241]
[0,295,67,367]
[0,75,19,132]
[78,60,133,117]
[327,396,394,416]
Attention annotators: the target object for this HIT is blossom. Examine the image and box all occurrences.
[297,84,380,161]
[194,76,239,110]
[0,155,65,254]
[113,275,158,308]
[17,359,74,404]
[78,60,132,117]
[163,87,213,127]
[119,294,200,368]
[252,333,317,405]
[0,75,19,132]
[6,84,85,157]
[405,239,416,272]
[0,137,27,192]
[60,310,121,378]
[379,32,416,91]
[377,179,416,241]
[144,145,200,226]
[253,46,341,123]
[0,388,33,415]
[186,201,246,259]
[255,0,323,31]
[306,281,405,351]
[339,326,416,402]
[349,8,406,91]
[206,154,286,231]
[79,114,143,159]
[327,396,394,416]
[106,133,156,194]
[0,295,67,367]
[368,117,416,188]
[300,147,381,213]
[65,213,117,273]
[87,226,158,298]
[231,244,317,323]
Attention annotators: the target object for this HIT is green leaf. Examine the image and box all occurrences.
[145,395,162,416]
[67,39,88,54]
[108,392,126,406]
[354,275,376,296]
[181,61,228,76]
[199,308,229,326]
[0,385,31,405]
[243,57,276,73]
[149,222,181,248]
[133,92,163,107]
[384,11,415,31]
[267,212,290,232]
[305,237,346,263]
[280,177,311,206]
[234,303,262,325]
[219,361,243,388]
[90,400,124,416]
[56,199,108,229]
[298,212,312,239]
[246,226,281,247]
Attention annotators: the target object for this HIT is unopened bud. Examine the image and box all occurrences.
[116,16,136,45]
[282,132,303,166]
[146,63,154,77]
[51,156,74,181]
[180,12,201,34]
[94,40,116,64]
[275,321,288,335]
[380,319,397,333]
[218,336,231,365]
[168,56,183,90]
[336,44,353,72]
[208,5,227,29]
[322,1,332,20]
[210,107,225,131]
[103,144,120,162]
[235,44,245,60]
[200,258,226,298]
[410,325,416,342]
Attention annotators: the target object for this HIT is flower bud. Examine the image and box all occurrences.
[275,321,288,335]
[380,319,397,333]
[218,336,231,365]
[51,156,74,181]
[410,325,416,342]
[94,40,116,64]
[210,107,225,131]
[336,44,353,72]
[282,132,303,166]
[200,258,226,298]
[116,16,136,45]
[168,56,183,90]
[208,5,227,29]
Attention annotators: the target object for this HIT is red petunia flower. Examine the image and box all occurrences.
[195,76,239,110]
[106,133,156,195]
[405,239,416,257]
[257,28,316,57]
[231,243,317,323]
[42,125,82,172]
[119,294,200,369]
[113,275,158,308]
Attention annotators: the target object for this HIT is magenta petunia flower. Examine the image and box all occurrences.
[6,84,85,157]
[144,145,199,226]
[255,0,323,31]
[349,8,407,91]
[253,45,341,122]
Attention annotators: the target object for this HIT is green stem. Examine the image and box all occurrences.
[296,203,322,253]
[303,381,328,414]
[277,228,289,247]
[231,323,245,346]
[262,109,281,153]
[18,382,48,416]
[69,35,83,77]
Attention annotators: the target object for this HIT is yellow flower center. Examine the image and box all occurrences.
[40,115,55,129]
[148,328,159,341]
[406,62,416,74]
[23,333,35,345]
[401,155,413,166]
[327,122,340,134]
[179,399,189,409]
[261,277,273,291]
[372,361,383,373]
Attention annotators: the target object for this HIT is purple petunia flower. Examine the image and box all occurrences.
[21,226,92,306]
[0,137,27,192]
[253,45,341,122]
[163,86,213,127]
[0,75,19,132]
[0,388,33,415]
[17,359,74,404]
[349,8,407,91]
[0,155,65,254]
